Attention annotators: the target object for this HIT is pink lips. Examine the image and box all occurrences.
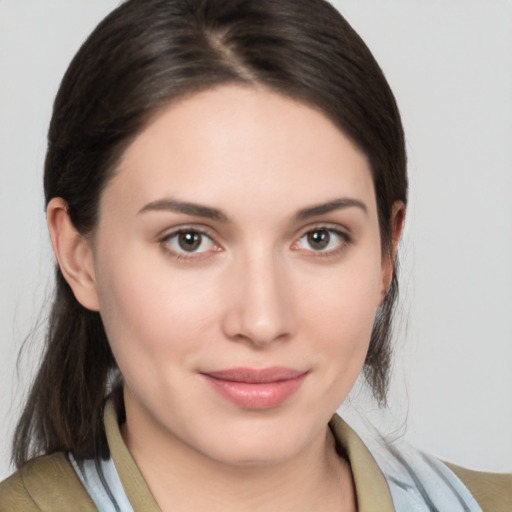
[201,367,308,410]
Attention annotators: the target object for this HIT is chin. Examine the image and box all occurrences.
[191,414,324,468]
[206,443,300,468]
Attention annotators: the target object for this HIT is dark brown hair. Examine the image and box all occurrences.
[13,0,407,467]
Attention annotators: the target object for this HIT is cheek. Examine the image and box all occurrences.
[306,284,376,365]
[296,252,382,373]
[93,247,222,374]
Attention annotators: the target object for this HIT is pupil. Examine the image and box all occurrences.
[308,230,330,250]
[178,232,201,251]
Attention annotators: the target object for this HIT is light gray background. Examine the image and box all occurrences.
[1,0,511,479]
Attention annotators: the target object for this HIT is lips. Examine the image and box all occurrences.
[201,367,308,410]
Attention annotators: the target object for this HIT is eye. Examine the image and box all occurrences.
[294,228,349,253]
[162,229,216,256]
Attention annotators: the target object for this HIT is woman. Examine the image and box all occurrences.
[0,0,510,510]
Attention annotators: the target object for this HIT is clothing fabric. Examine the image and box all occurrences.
[1,400,511,511]
[331,414,480,511]
[69,453,133,512]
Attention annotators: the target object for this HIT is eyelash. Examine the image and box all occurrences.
[292,225,352,258]
[159,227,220,261]
[159,225,352,262]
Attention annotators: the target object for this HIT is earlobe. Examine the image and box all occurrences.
[379,201,406,304]
[47,198,100,311]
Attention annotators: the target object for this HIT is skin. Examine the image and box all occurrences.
[48,85,404,512]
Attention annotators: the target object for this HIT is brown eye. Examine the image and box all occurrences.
[307,229,331,250]
[178,232,202,252]
[164,230,215,255]
[294,227,349,254]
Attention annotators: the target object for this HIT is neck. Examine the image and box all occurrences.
[122,407,356,512]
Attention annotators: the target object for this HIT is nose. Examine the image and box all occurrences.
[222,251,294,347]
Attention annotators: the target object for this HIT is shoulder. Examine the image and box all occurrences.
[445,462,512,512]
[0,452,96,512]
[330,414,511,512]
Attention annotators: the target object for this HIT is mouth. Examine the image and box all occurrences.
[200,367,308,410]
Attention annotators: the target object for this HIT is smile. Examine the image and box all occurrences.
[201,367,308,410]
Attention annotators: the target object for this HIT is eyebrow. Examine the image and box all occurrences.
[295,198,367,220]
[138,199,229,222]
[138,197,367,223]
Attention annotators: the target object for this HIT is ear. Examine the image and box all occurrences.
[47,198,100,311]
[379,200,406,303]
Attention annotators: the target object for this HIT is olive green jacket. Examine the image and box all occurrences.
[1,404,511,511]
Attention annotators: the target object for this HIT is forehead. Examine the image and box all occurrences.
[103,85,376,219]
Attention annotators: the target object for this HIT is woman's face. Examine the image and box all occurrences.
[88,85,392,466]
